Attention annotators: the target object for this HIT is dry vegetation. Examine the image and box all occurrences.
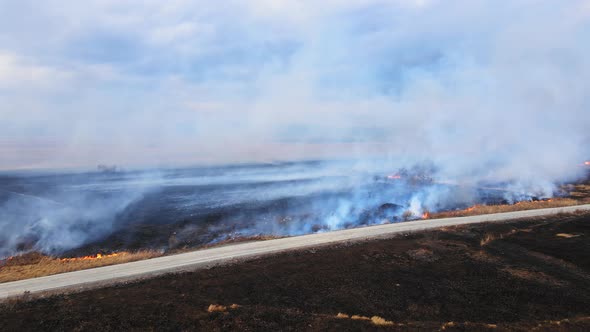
[426,197,584,219]
[556,233,581,238]
[336,313,395,326]
[206,304,227,313]
[563,183,590,200]
[370,316,395,326]
[0,235,283,283]
[479,229,518,246]
[207,303,240,313]
[425,179,590,220]
[0,250,162,283]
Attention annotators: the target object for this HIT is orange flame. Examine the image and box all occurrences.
[585,161,590,166]
[60,253,121,262]
[1,256,13,264]
[422,212,430,219]
[387,174,401,180]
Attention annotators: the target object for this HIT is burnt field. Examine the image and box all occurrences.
[2,211,590,331]
[2,161,588,261]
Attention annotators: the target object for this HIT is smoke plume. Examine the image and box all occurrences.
[0,1,589,256]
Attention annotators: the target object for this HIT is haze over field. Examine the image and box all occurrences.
[0,1,589,257]
[1,1,588,175]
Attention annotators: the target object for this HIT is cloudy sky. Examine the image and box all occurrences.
[1,0,589,172]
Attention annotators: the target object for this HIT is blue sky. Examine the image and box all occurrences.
[0,0,589,177]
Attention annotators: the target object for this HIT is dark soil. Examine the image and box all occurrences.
[2,212,590,331]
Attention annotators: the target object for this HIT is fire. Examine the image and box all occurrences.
[387,174,401,180]
[422,212,430,219]
[0,256,14,264]
[60,252,121,262]
[585,161,590,166]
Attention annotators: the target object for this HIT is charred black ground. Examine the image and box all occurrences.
[6,162,586,259]
[59,176,589,259]
[2,211,590,331]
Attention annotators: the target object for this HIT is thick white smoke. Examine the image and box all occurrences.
[0,171,162,257]
[0,1,589,255]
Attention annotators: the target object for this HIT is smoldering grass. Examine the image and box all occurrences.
[429,198,582,219]
[0,250,162,283]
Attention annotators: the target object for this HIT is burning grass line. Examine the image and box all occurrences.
[0,235,286,283]
[2,198,588,284]
[0,250,162,283]
[427,198,582,219]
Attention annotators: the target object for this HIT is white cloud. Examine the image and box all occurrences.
[0,52,72,88]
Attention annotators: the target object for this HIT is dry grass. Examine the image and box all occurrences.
[480,229,518,246]
[562,183,590,199]
[371,316,394,326]
[207,303,239,313]
[428,198,582,219]
[337,313,394,326]
[207,304,227,313]
[441,321,457,330]
[0,250,162,283]
[480,234,497,246]
[1,235,282,284]
[556,233,581,238]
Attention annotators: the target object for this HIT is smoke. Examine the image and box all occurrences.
[0,1,588,170]
[0,171,161,257]
[0,1,589,255]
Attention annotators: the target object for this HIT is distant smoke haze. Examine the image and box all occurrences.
[1,1,588,188]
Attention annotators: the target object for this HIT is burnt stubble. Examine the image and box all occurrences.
[2,212,590,331]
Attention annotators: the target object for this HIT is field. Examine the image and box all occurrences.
[2,180,590,283]
[1,211,590,331]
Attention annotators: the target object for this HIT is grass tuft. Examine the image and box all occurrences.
[207,304,227,313]
[371,316,394,326]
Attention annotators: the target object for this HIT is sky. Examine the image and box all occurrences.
[1,0,589,172]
